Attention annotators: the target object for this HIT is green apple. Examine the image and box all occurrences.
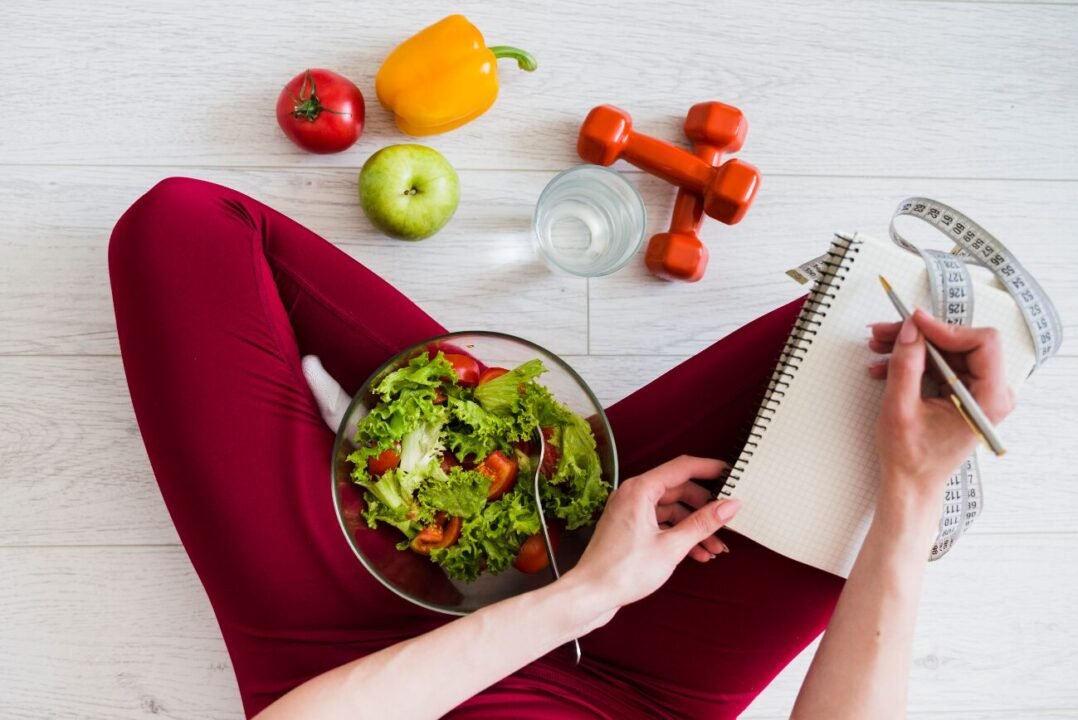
[358,144,460,240]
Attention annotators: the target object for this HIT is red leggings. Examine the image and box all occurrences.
[108,178,843,719]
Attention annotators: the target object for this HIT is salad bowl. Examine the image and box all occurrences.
[331,331,619,615]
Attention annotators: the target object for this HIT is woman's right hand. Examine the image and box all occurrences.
[562,455,740,623]
[868,309,1016,527]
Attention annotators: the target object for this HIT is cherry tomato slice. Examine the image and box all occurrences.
[367,448,400,476]
[443,353,480,387]
[410,512,463,555]
[514,529,559,573]
[440,452,460,473]
[478,450,519,500]
[540,427,560,479]
[478,367,510,385]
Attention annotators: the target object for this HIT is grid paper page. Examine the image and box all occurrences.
[727,233,1037,577]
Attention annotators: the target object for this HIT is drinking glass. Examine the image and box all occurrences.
[532,165,647,277]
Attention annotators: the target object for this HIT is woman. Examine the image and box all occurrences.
[109,178,1014,719]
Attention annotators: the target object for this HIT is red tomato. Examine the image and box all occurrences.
[440,452,460,473]
[410,512,462,555]
[478,450,519,500]
[514,529,558,573]
[432,388,447,405]
[443,353,480,387]
[478,367,510,385]
[367,448,400,476]
[540,427,560,479]
[276,69,365,154]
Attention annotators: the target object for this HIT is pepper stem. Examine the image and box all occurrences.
[488,46,538,72]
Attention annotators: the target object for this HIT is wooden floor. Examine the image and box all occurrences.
[3,1,1077,717]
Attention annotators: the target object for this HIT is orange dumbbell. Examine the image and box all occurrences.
[646,102,749,281]
[577,104,759,224]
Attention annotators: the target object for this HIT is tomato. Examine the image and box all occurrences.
[276,69,365,154]
[367,448,400,476]
[540,427,560,479]
[478,450,518,500]
[443,353,480,387]
[478,367,510,385]
[514,529,559,573]
[440,452,460,473]
[433,388,447,405]
[410,512,462,555]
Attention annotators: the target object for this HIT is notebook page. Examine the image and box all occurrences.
[726,233,1036,577]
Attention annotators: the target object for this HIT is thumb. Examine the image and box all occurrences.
[882,317,926,417]
[665,499,741,557]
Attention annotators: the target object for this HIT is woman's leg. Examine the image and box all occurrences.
[580,300,845,719]
[109,177,450,716]
[113,177,839,718]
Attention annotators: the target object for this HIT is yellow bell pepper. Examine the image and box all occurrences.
[376,15,538,136]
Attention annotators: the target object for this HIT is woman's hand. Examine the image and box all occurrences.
[563,455,740,621]
[868,308,1016,525]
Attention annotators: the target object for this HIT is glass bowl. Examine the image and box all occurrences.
[331,331,619,616]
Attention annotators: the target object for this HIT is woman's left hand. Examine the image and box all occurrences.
[564,455,740,616]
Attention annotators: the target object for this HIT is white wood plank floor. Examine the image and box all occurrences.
[3,1,1076,717]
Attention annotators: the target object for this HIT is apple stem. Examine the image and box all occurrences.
[488,46,538,72]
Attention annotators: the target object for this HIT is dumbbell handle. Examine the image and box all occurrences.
[618,132,716,192]
[669,144,724,234]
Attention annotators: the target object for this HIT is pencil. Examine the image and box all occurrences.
[877,275,1006,457]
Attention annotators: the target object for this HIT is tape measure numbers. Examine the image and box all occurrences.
[891,197,1062,369]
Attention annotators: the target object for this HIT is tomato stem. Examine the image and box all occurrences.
[289,69,351,122]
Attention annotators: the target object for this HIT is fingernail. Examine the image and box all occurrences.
[898,318,919,344]
[707,553,717,561]
[715,499,741,523]
[718,539,730,554]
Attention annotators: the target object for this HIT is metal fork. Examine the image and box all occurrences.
[532,426,583,665]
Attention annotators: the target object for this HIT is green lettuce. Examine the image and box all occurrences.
[358,467,422,537]
[443,395,514,461]
[399,420,445,492]
[374,352,455,398]
[473,359,546,415]
[430,485,541,581]
[417,465,490,519]
[544,413,607,529]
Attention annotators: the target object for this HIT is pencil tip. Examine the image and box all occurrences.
[878,275,892,292]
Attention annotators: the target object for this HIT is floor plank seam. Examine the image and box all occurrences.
[2,163,1077,183]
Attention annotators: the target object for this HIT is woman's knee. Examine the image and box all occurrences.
[108,176,251,278]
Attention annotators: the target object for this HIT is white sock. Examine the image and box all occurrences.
[301,355,351,433]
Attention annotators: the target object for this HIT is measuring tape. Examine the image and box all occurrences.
[890,198,1062,368]
[788,198,1062,560]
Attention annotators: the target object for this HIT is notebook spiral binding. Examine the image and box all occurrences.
[719,233,863,498]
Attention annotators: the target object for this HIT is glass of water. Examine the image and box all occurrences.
[532,165,647,277]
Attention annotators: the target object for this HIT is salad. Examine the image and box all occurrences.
[347,348,609,582]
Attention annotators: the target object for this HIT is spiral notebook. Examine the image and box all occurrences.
[720,232,1037,577]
